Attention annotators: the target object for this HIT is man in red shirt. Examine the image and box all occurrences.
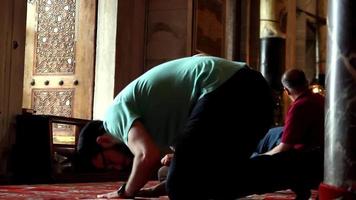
[249,69,325,200]
[264,68,325,155]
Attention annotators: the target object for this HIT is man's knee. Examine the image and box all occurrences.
[157,166,169,182]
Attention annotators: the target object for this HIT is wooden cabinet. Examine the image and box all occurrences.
[12,114,128,184]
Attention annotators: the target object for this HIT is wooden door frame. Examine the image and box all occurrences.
[115,0,147,94]
[22,0,96,120]
[0,0,26,175]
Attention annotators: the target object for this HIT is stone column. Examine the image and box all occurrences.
[319,0,356,199]
[260,0,287,125]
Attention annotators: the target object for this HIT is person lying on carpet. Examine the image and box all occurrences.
[76,55,275,199]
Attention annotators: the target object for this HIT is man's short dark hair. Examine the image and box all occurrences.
[281,69,308,92]
[76,120,106,171]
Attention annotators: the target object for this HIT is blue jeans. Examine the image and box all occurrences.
[250,126,283,158]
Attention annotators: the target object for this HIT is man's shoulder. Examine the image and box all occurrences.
[306,92,325,105]
[292,92,324,112]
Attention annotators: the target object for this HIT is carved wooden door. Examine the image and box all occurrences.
[23,0,96,144]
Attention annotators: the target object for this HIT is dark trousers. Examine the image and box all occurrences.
[166,68,275,200]
[250,126,323,199]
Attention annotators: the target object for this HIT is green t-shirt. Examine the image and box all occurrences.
[103,56,246,151]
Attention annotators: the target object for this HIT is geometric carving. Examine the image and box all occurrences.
[32,89,74,117]
[35,0,76,75]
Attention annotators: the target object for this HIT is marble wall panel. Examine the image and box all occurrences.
[146,2,188,70]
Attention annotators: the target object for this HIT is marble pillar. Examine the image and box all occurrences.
[260,0,287,125]
[319,0,356,198]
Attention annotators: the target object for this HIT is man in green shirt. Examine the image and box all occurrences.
[77,56,274,199]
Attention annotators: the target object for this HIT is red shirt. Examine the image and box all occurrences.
[281,90,325,150]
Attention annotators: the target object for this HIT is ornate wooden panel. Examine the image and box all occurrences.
[23,0,97,145]
[35,0,76,75]
[32,89,74,117]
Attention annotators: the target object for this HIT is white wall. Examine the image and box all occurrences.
[93,0,118,120]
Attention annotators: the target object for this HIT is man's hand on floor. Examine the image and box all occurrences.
[136,181,167,197]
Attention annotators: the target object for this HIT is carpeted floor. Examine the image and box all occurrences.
[0,181,318,200]
[1,181,165,200]
[238,189,318,200]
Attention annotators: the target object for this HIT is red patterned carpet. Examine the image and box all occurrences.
[0,181,167,200]
[240,190,318,200]
[0,181,318,200]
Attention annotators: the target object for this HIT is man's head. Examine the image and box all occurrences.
[281,69,309,99]
[76,120,132,171]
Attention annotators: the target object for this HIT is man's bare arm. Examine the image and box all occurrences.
[263,142,293,155]
[124,120,162,197]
